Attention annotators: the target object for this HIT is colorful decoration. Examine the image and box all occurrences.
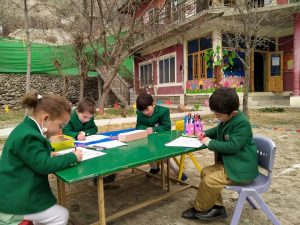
[191,83,197,90]
[133,103,136,113]
[4,105,9,113]
[165,100,172,105]
[204,99,209,107]
[186,76,244,94]
[198,79,203,86]
[114,102,120,110]
[156,99,162,105]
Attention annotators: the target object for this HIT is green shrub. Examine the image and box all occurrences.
[259,107,284,113]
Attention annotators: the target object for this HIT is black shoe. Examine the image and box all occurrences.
[146,167,160,178]
[182,207,206,219]
[93,174,117,186]
[103,174,116,183]
[195,206,227,221]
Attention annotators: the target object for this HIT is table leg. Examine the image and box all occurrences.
[177,154,186,181]
[97,176,106,225]
[160,160,166,189]
[188,153,202,172]
[56,178,66,207]
[166,158,170,192]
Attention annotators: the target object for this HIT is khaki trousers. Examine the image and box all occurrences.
[194,163,234,211]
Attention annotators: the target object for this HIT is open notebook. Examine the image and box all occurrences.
[165,136,203,148]
[55,147,106,161]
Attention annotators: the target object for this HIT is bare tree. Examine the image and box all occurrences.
[202,1,299,116]
[48,0,167,114]
[6,0,49,96]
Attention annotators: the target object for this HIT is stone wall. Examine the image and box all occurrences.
[0,74,117,110]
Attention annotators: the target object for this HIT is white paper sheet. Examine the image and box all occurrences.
[74,135,109,144]
[119,130,146,135]
[165,136,203,148]
[88,140,127,149]
[55,147,106,161]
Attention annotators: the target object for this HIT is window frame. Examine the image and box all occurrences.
[139,61,153,88]
[157,53,177,86]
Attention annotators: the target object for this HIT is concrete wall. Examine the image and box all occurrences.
[0,74,117,110]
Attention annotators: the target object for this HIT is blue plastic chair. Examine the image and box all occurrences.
[225,136,281,225]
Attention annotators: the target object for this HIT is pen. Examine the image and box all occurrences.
[86,145,107,150]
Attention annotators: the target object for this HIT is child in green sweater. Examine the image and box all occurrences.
[0,92,83,225]
[136,92,189,181]
[63,97,116,184]
[63,97,98,140]
[182,87,258,221]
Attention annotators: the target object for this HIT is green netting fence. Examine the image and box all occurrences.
[0,38,133,78]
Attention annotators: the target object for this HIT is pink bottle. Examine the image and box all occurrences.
[185,123,194,136]
[194,120,203,136]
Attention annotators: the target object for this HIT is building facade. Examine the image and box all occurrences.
[131,0,300,106]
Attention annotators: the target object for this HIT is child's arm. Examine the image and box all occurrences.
[135,112,150,130]
[82,118,98,135]
[62,123,78,139]
[153,108,171,132]
[18,135,79,175]
[206,120,252,154]
[204,127,218,139]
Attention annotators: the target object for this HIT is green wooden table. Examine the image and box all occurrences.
[55,130,205,225]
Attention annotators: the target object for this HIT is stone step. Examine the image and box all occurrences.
[251,95,290,101]
[256,99,290,106]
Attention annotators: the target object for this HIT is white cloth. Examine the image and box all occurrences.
[23,204,69,225]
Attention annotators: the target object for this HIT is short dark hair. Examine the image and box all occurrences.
[77,97,96,114]
[209,87,239,115]
[136,93,153,111]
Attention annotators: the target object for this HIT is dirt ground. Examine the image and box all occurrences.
[2,108,300,225]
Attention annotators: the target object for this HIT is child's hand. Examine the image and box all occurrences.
[197,131,206,141]
[73,149,83,162]
[146,127,153,134]
[51,152,58,157]
[77,131,86,141]
[201,137,211,146]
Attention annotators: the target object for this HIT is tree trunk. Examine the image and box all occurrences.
[79,75,84,101]
[63,77,69,97]
[213,65,222,88]
[95,66,119,115]
[97,75,103,105]
[98,86,110,115]
[24,0,31,94]
[242,50,251,116]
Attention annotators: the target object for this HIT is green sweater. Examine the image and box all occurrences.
[205,111,258,183]
[136,105,171,132]
[0,117,77,215]
[62,110,98,139]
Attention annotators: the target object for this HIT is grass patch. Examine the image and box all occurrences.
[259,107,285,113]
[0,110,24,122]
[0,110,24,128]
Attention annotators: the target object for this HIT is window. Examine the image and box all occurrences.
[187,35,212,80]
[271,54,281,76]
[148,8,156,22]
[159,56,176,84]
[140,63,153,86]
[191,51,208,80]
